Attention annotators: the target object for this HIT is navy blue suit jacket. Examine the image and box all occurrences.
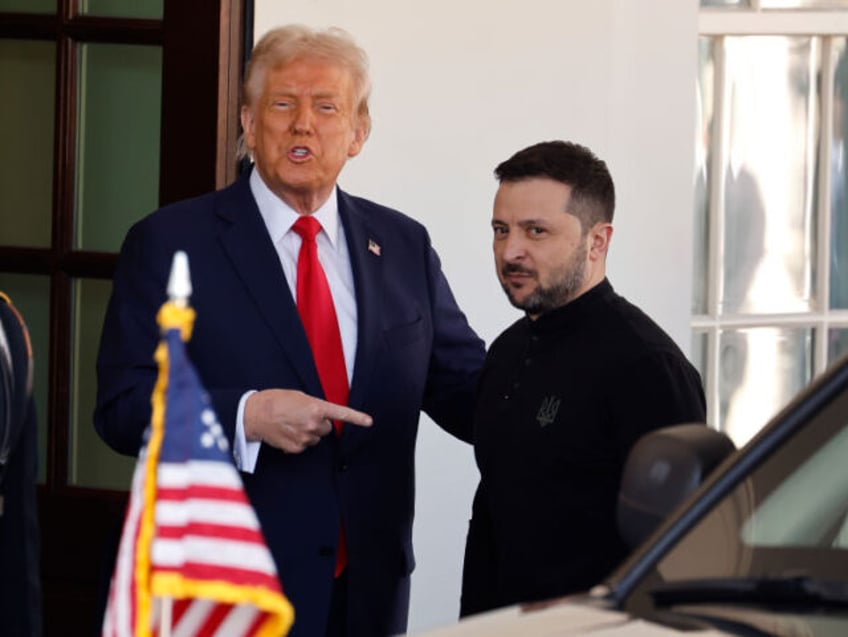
[94,170,485,637]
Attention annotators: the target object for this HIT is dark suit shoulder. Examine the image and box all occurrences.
[127,176,254,240]
[338,189,428,235]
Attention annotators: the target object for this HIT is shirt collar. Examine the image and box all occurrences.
[250,168,341,246]
[528,278,614,333]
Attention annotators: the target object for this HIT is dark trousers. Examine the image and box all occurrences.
[326,570,348,637]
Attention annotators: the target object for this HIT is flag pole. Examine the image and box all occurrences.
[155,250,192,637]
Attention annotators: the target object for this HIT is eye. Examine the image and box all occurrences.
[272,99,293,110]
[492,225,508,238]
[317,102,338,113]
[528,226,546,237]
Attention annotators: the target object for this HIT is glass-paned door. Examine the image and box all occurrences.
[0,1,245,633]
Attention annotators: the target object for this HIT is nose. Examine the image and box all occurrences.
[498,233,527,263]
[291,105,314,134]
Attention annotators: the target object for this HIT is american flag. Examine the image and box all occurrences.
[102,302,293,637]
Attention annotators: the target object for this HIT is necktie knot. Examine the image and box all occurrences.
[293,215,321,242]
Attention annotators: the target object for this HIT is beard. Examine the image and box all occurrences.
[500,243,588,316]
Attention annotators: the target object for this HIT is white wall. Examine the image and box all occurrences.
[254,1,699,633]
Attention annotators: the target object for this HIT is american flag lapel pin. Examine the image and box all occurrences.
[368,239,381,256]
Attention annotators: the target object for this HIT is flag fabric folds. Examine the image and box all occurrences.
[102,300,294,637]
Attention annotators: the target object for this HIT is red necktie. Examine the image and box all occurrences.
[292,215,349,576]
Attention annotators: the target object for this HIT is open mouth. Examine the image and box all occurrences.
[289,146,311,161]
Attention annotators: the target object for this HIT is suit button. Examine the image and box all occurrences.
[319,546,334,557]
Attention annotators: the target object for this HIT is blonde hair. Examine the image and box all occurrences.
[237,24,372,159]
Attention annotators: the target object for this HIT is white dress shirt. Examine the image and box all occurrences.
[233,169,358,472]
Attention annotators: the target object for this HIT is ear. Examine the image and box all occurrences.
[588,223,613,261]
[347,117,369,159]
[240,105,256,151]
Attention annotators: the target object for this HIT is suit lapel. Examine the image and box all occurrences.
[215,176,322,394]
[338,190,384,421]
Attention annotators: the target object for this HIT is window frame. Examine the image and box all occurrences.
[694,5,848,439]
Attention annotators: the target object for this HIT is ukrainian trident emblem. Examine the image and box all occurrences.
[536,395,561,427]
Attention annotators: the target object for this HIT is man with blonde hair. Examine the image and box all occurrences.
[96,24,484,637]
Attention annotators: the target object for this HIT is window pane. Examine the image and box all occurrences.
[69,278,134,488]
[0,0,55,12]
[0,40,55,248]
[701,0,751,6]
[0,273,50,484]
[721,37,818,316]
[78,0,163,20]
[76,43,161,252]
[831,39,848,310]
[719,326,813,446]
[761,0,848,8]
[828,328,848,366]
[693,37,716,315]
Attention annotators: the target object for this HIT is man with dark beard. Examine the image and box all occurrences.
[459,140,706,616]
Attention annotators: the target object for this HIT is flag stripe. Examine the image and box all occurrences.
[152,564,282,590]
[155,500,261,529]
[213,604,259,636]
[103,448,149,637]
[152,537,279,574]
[197,602,231,636]
[158,460,244,489]
[157,485,249,504]
[156,523,264,544]
[171,599,213,637]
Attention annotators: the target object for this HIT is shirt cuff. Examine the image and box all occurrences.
[234,389,261,473]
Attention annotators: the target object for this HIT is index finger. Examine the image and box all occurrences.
[322,402,373,427]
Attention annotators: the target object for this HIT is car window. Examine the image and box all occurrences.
[652,385,848,585]
[741,422,848,549]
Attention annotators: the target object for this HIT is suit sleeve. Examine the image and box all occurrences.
[94,220,170,456]
[420,241,486,443]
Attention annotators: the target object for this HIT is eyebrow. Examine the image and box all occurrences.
[516,219,548,228]
[491,218,549,228]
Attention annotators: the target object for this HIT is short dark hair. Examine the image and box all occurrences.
[494,140,615,229]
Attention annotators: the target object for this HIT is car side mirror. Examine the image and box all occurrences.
[617,423,735,550]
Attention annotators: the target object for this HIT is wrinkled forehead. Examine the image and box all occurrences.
[247,54,359,106]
